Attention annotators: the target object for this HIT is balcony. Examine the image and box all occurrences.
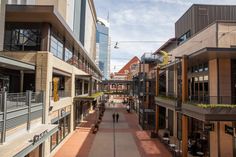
[182,96,236,121]
[155,92,180,110]
[0,91,44,143]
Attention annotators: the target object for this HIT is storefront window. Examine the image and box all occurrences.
[50,132,58,151]
[50,113,71,151]
[58,118,65,142]
[65,115,70,136]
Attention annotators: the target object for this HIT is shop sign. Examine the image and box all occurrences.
[204,123,214,131]
[225,125,234,136]
[32,130,48,145]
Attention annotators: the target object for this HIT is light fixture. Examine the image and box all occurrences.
[114,42,119,49]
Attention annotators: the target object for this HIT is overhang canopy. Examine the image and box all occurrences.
[0,55,35,70]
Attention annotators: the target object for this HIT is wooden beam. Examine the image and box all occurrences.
[182,115,188,157]
[156,67,160,97]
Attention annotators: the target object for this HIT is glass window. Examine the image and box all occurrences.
[65,115,70,136]
[199,64,203,72]
[204,63,208,71]
[50,35,63,60]
[50,132,58,151]
[58,118,64,142]
[4,23,41,51]
[65,48,73,63]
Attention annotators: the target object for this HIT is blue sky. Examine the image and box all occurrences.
[94,0,236,72]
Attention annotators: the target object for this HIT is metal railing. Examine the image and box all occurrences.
[188,96,236,105]
[1,91,43,111]
[58,90,71,98]
[0,91,44,143]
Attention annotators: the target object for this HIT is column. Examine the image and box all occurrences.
[182,115,188,157]
[82,80,84,95]
[155,67,160,133]
[89,76,92,96]
[0,1,6,51]
[156,67,160,96]
[182,55,188,103]
[20,71,24,92]
[40,23,51,51]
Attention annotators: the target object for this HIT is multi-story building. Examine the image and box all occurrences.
[96,17,110,80]
[0,1,103,157]
[151,4,236,157]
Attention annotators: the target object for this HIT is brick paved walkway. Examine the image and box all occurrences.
[54,104,172,157]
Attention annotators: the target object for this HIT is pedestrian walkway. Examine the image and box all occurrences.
[54,104,172,157]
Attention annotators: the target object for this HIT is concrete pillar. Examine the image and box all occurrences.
[209,59,218,104]
[35,52,53,157]
[65,76,72,97]
[0,1,6,51]
[182,115,188,157]
[155,67,160,133]
[40,23,51,51]
[166,108,168,129]
[89,76,92,96]
[82,80,84,95]
[166,70,169,96]
[182,55,188,103]
[20,71,24,92]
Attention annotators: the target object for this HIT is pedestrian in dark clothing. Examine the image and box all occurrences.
[112,113,115,123]
[116,113,119,123]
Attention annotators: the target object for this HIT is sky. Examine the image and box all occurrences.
[94,0,236,72]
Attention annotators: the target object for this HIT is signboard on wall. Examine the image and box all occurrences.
[225,125,234,136]
[204,123,214,131]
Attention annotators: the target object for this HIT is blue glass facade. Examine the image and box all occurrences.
[96,22,110,80]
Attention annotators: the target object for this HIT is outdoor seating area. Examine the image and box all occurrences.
[158,129,182,157]
[187,132,208,157]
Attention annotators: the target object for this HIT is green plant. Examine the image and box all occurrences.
[197,104,236,108]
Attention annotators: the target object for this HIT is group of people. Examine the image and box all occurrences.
[112,112,119,123]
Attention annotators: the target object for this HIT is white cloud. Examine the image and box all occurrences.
[94,0,236,72]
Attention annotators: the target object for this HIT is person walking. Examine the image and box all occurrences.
[112,113,115,123]
[126,105,130,113]
[116,113,119,123]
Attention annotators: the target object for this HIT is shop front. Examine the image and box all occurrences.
[50,106,71,152]
[0,124,58,157]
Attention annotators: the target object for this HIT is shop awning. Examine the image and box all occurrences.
[74,92,104,101]
[0,124,58,157]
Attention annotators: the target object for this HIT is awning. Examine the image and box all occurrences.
[0,55,35,70]
[74,92,104,101]
[188,47,236,66]
[0,124,58,157]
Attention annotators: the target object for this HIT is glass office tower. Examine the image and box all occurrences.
[96,18,110,80]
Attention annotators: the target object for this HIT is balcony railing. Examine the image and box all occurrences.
[0,91,44,143]
[1,91,43,111]
[188,96,236,105]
